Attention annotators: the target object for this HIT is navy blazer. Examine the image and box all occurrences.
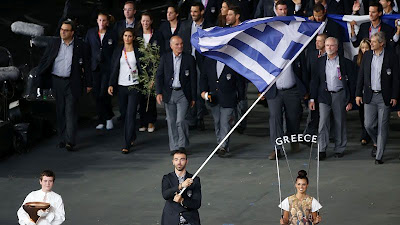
[156,52,197,103]
[200,58,245,108]
[178,18,212,76]
[356,49,399,106]
[307,18,344,56]
[305,0,345,16]
[254,0,306,18]
[36,37,91,98]
[352,21,395,48]
[85,27,118,72]
[113,19,137,39]
[310,55,355,105]
[266,55,308,100]
[109,45,142,88]
[158,20,181,55]
[161,171,201,225]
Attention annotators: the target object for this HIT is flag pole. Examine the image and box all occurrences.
[179,20,326,195]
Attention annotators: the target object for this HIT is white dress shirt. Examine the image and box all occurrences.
[17,190,65,225]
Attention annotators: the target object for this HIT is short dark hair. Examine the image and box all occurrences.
[121,27,136,40]
[369,1,384,13]
[173,149,187,159]
[275,0,287,8]
[62,20,76,32]
[167,4,180,15]
[191,2,205,12]
[228,5,241,15]
[124,1,136,10]
[313,3,325,13]
[40,170,56,181]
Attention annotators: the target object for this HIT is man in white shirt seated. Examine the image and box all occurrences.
[17,170,65,225]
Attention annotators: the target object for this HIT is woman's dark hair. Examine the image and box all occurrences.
[296,170,308,184]
[167,4,180,15]
[357,38,371,66]
[120,27,136,44]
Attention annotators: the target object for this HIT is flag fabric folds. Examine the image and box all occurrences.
[327,14,400,59]
[191,16,323,92]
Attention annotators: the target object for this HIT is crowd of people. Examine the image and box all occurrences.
[22,1,400,224]
[36,0,400,162]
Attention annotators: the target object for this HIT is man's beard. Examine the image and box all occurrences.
[175,165,186,171]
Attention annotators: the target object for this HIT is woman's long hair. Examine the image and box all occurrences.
[357,38,371,66]
[119,27,137,46]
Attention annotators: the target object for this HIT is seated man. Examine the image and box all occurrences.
[17,170,65,225]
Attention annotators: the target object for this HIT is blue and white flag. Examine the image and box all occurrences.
[191,16,323,92]
[327,14,400,59]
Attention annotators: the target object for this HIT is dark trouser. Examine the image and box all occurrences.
[304,100,319,135]
[139,94,157,127]
[52,76,78,145]
[186,65,207,126]
[358,103,371,142]
[267,87,302,150]
[236,82,248,130]
[118,85,140,149]
[92,69,114,124]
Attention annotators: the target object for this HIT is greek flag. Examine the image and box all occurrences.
[191,16,323,92]
[327,14,400,59]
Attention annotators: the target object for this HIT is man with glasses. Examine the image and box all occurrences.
[114,1,137,37]
[36,20,92,152]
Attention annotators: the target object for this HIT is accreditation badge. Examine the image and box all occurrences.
[387,68,392,76]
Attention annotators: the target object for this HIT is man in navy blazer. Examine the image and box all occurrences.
[113,1,137,38]
[350,1,398,48]
[156,36,197,153]
[179,2,212,131]
[356,32,399,164]
[309,37,354,160]
[36,20,92,151]
[200,57,245,157]
[161,150,201,225]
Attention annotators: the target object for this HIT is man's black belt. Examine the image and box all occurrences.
[172,87,182,91]
[278,85,296,91]
[373,90,381,93]
[178,222,189,225]
[329,88,343,93]
[52,74,70,80]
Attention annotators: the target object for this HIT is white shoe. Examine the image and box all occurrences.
[147,123,155,133]
[139,127,146,132]
[106,120,114,130]
[96,124,104,130]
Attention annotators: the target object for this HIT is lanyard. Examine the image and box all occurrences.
[369,24,381,39]
[337,65,342,80]
[124,47,136,81]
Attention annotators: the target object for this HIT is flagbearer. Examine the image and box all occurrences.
[264,0,308,160]
[200,58,245,157]
[309,37,354,160]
